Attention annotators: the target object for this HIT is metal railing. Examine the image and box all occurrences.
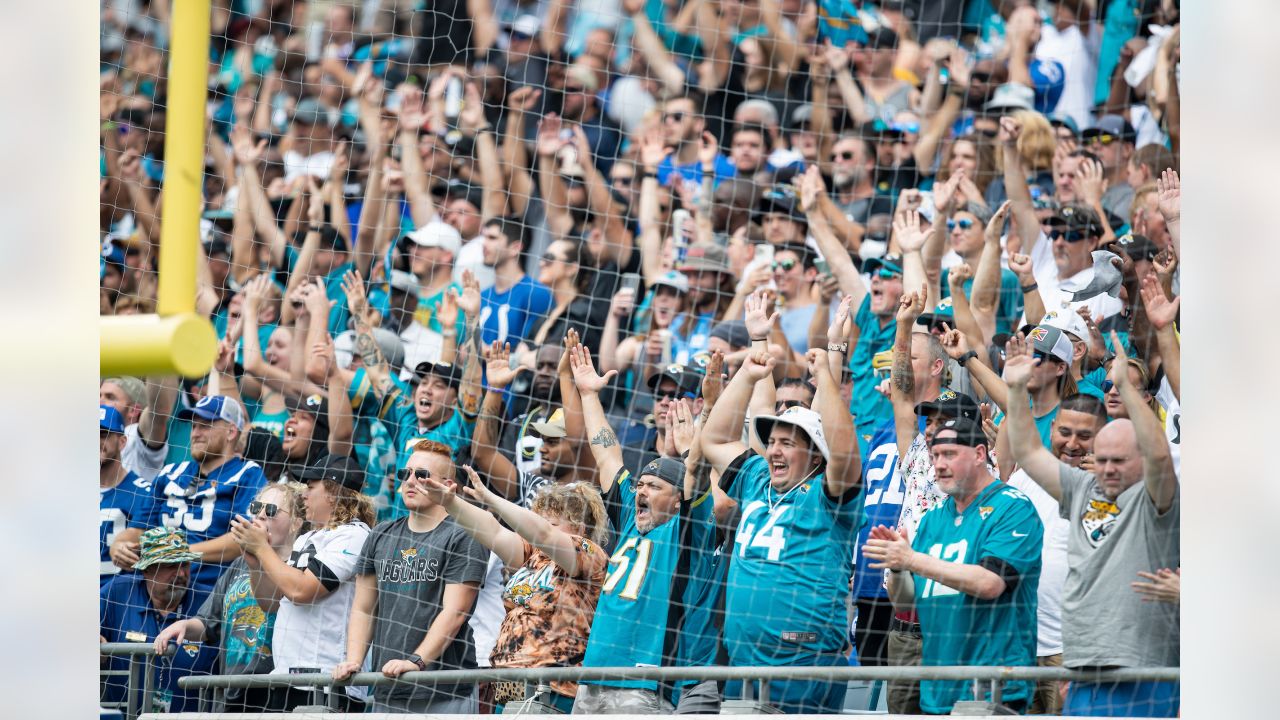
[100,642,175,720]
[177,664,1180,713]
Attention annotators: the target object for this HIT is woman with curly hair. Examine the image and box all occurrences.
[984,110,1058,207]
[234,453,374,712]
[426,466,610,713]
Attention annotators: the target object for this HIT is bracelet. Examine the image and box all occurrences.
[308,225,324,233]
[956,350,978,366]
[441,330,457,338]
[1020,282,1038,293]
[827,342,849,354]
[642,169,658,180]
[749,335,769,342]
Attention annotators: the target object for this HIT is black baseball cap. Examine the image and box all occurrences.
[288,392,331,440]
[753,189,807,225]
[1046,204,1103,236]
[297,453,366,492]
[640,456,686,488]
[914,388,980,420]
[931,417,987,448]
[647,364,703,400]
[413,361,464,390]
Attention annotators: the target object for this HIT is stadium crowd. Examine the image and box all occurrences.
[99,0,1181,715]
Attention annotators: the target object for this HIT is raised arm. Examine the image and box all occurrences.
[138,375,178,450]
[811,347,860,495]
[946,263,993,355]
[424,470,525,568]
[799,166,866,304]
[1156,170,1180,256]
[397,87,437,229]
[914,50,968,171]
[636,127,670,288]
[1002,336,1063,499]
[535,114,575,241]
[970,201,1012,320]
[1139,273,1180,402]
[454,270,486,417]
[319,337,355,458]
[940,323,1010,412]
[894,209,935,309]
[1111,333,1176,513]
[624,0,687,97]
[1007,251,1046,326]
[342,270,394,399]
[464,464,590,576]
[501,86,542,218]
[890,287,926,461]
[704,347,775,474]
[568,345,625,490]
[470,342,527,500]
[825,40,871,128]
[999,117,1042,254]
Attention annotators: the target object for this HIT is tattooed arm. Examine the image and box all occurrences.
[567,344,625,493]
[342,270,394,398]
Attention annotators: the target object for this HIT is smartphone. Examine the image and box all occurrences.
[815,258,831,277]
[444,78,463,119]
[672,209,692,262]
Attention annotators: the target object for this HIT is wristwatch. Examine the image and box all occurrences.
[827,342,849,354]
[956,350,978,366]
[407,654,427,671]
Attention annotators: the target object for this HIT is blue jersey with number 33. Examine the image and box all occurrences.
[722,452,864,666]
[148,457,268,598]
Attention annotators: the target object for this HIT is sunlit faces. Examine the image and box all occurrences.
[143,561,191,611]
[282,409,317,460]
[948,211,985,257]
[731,128,766,173]
[650,286,683,327]
[947,138,979,178]
[100,428,126,466]
[444,198,483,239]
[1091,420,1143,501]
[400,450,457,510]
[531,344,562,399]
[264,326,293,369]
[1050,409,1104,467]
[764,424,821,493]
[929,439,988,498]
[868,271,903,317]
[189,417,236,465]
[413,375,457,426]
[633,474,681,533]
[1102,364,1149,419]
[303,477,337,524]
[537,434,576,479]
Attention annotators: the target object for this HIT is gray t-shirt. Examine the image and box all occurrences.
[355,515,489,705]
[1058,465,1179,668]
[195,557,273,711]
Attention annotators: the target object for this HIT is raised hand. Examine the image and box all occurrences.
[242,273,271,317]
[823,38,850,73]
[459,464,495,506]
[438,285,461,329]
[945,46,971,88]
[485,341,528,389]
[698,131,720,172]
[1153,246,1178,279]
[306,176,326,226]
[669,398,700,458]
[948,262,973,293]
[894,210,929,254]
[569,344,616,394]
[895,283,928,324]
[985,200,1012,244]
[938,322,973,361]
[795,165,826,214]
[535,113,565,159]
[934,169,964,216]
[805,347,831,378]
[1108,331,1132,391]
[980,403,999,448]
[701,350,726,407]
[743,290,779,340]
[230,125,266,166]
[1076,158,1108,207]
[828,294,855,345]
[558,328,580,377]
[1008,252,1034,283]
[458,269,481,319]
[458,81,487,133]
[638,127,667,170]
[1139,274,1180,331]
[311,335,339,379]
[1075,307,1108,365]
[741,349,777,382]
[1002,331,1036,388]
[1155,169,1180,222]
[341,270,371,319]
[998,116,1022,145]
[609,286,636,319]
[508,85,542,112]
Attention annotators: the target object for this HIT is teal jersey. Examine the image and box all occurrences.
[912,481,1042,714]
[848,295,897,439]
[385,392,476,519]
[283,247,354,336]
[721,452,864,666]
[582,468,716,690]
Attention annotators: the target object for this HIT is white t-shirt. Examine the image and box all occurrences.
[467,552,507,668]
[398,320,445,382]
[454,235,496,292]
[272,521,372,698]
[1034,20,1101,131]
[1028,231,1125,323]
[283,150,336,183]
[1006,469,1069,657]
[1155,376,1181,478]
[121,423,167,481]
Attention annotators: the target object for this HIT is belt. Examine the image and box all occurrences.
[890,618,922,636]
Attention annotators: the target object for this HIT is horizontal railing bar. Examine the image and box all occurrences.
[101,642,174,657]
[179,665,1179,690]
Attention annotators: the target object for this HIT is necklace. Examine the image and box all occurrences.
[767,480,805,514]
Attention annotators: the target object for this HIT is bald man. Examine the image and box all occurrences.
[1004,341,1180,718]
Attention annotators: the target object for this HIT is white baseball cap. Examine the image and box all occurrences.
[403,220,462,257]
[650,270,689,294]
[752,406,830,464]
[1038,308,1091,348]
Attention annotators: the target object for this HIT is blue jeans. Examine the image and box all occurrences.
[1064,680,1180,717]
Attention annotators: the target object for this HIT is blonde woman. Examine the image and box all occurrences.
[987,110,1057,208]
[233,453,374,712]
[423,466,609,713]
[158,482,306,712]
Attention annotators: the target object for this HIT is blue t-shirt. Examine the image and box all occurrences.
[582,468,717,690]
[146,457,269,601]
[670,311,716,366]
[851,420,908,600]
[100,574,219,714]
[101,471,160,585]
[721,452,864,666]
[479,275,555,347]
[848,295,897,440]
[940,267,1026,336]
[656,153,737,188]
[912,481,1042,714]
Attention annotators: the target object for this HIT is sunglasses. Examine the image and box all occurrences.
[1086,134,1118,146]
[776,400,805,411]
[397,467,433,482]
[564,85,588,94]
[1103,379,1117,393]
[772,259,798,272]
[611,175,634,186]
[248,501,284,518]
[947,218,974,231]
[540,255,567,264]
[877,269,901,279]
[663,111,688,124]
[975,127,999,139]
[836,150,856,160]
[1048,228,1090,243]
